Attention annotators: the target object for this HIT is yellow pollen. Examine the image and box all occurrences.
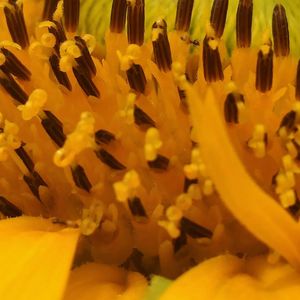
[176,193,192,211]
[144,127,162,161]
[40,33,56,48]
[119,93,136,124]
[0,120,20,161]
[248,124,267,158]
[166,205,183,222]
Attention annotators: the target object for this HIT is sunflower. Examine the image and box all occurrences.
[0,0,300,299]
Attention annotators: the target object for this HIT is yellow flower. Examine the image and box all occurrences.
[0,0,300,299]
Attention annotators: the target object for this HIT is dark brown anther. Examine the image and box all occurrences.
[127,0,145,45]
[148,154,169,170]
[175,0,194,32]
[95,148,126,170]
[180,217,213,238]
[71,164,92,192]
[4,2,29,48]
[255,45,273,93]
[224,93,244,123]
[15,145,34,172]
[41,110,66,147]
[42,0,59,20]
[73,67,100,98]
[296,60,300,100]
[236,0,253,48]
[202,36,224,82]
[95,129,116,145]
[210,0,228,38]
[23,171,47,201]
[134,105,156,128]
[279,110,296,132]
[110,0,127,33]
[74,36,96,77]
[173,231,187,253]
[49,54,72,91]
[183,177,198,193]
[0,71,28,104]
[49,21,67,51]
[128,196,147,218]
[0,196,22,217]
[0,48,31,80]
[152,19,172,72]
[63,0,80,32]
[126,63,147,94]
[272,4,290,57]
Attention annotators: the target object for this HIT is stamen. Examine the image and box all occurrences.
[95,148,126,170]
[272,4,290,57]
[152,19,172,72]
[3,2,29,49]
[49,54,72,90]
[15,145,34,172]
[173,231,187,253]
[180,217,212,238]
[63,0,80,32]
[0,71,28,104]
[255,43,273,93]
[126,63,147,94]
[175,0,194,32]
[0,48,31,80]
[279,111,296,133]
[110,0,127,33]
[296,60,300,100]
[183,177,198,193]
[236,0,253,48]
[42,0,59,20]
[48,21,67,52]
[128,196,147,218]
[127,0,145,45]
[0,196,22,217]
[202,36,224,82]
[71,164,92,192]
[210,0,228,38]
[95,129,116,145]
[41,110,66,147]
[23,171,47,201]
[73,67,100,98]
[224,93,245,123]
[148,154,169,170]
[134,105,156,128]
[74,36,96,77]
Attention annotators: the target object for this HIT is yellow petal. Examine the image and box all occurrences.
[187,86,300,269]
[0,216,79,300]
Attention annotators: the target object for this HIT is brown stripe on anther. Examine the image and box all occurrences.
[152,19,172,72]
[173,231,187,253]
[272,4,290,57]
[73,68,100,98]
[42,0,59,20]
[224,93,241,123]
[49,54,72,91]
[180,217,212,238]
[74,36,96,77]
[95,148,126,170]
[296,60,300,100]
[110,0,127,33]
[15,145,34,172]
[71,164,92,192]
[0,48,31,80]
[255,47,273,93]
[203,36,224,82]
[127,0,145,45]
[134,105,156,128]
[4,3,29,48]
[183,177,198,193]
[126,63,147,94]
[236,0,253,48]
[41,110,66,147]
[63,0,80,32]
[0,71,28,104]
[175,0,194,32]
[49,21,67,48]
[95,129,116,145]
[279,110,296,132]
[23,171,47,201]
[210,0,228,38]
[0,196,22,217]
[148,154,169,170]
[128,196,147,217]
